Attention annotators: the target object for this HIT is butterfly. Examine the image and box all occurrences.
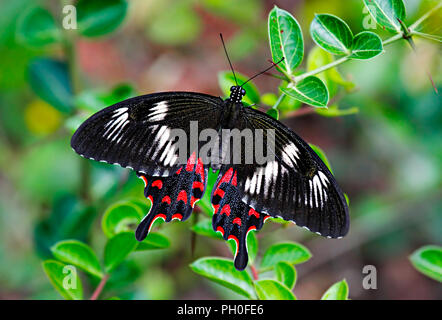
[71,37,349,271]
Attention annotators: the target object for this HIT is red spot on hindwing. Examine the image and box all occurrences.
[192,181,204,192]
[220,204,231,216]
[233,217,242,226]
[140,176,148,187]
[228,235,239,256]
[152,180,163,189]
[247,226,257,233]
[248,208,260,218]
[177,190,187,204]
[217,168,233,188]
[162,196,171,204]
[214,188,225,198]
[186,152,196,172]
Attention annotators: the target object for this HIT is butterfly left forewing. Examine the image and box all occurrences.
[71,92,223,241]
[71,92,223,176]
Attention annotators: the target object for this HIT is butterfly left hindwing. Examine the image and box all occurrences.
[71,87,349,271]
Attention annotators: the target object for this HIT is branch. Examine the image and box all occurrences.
[293,33,406,83]
[90,274,109,300]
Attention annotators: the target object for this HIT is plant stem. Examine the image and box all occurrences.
[382,33,403,45]
[410,31,442,43]
[292,3,441,84]
[90,274,110,300]
[293,32,406,83]
[250,265,259,280]
[272,93,286,110]
[294,56,349,83]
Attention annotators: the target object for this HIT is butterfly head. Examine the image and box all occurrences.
[230,86,246,103]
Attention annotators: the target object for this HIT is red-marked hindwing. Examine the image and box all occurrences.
[135,154,207,241]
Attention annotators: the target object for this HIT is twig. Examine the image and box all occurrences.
[250,265,259,280]
[90,274,109,300]
[409,2,442,31]
[285,107,317,119]
[293,32,406,83]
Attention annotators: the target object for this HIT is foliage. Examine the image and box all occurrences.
[409,245,442,282]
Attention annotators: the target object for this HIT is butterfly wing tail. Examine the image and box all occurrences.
[211,173,267,271]
[135,154,207,241]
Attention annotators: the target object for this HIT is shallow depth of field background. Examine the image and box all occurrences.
[0,0,440,299]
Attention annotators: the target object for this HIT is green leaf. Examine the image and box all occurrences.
[321,279,349,300]
[147,2,201,46]
[261,93,278,106]
[268,6,304,75]
[136,232,170,251]
[261,242,312,271]
[247,231,258,265]
[42,260,83,300]
[51,240,103,278]
[267,108,279,120]
[310,14,353,55]
[350,32,383,60]
[190,257,256,299]
[28,58,74,113]
[77,0,128,37]
[191,219,223,240]
[280,76,329,107]
[307,47,355,95]
[104,232,138,273]
[218,71,260,105]
[275,262,297,289]
[201,0,261,25]
[254,279,296,300]
[309,144,333,174]
[101,201,144,238]
[16,6,61,47]
[362,0,406,33]
[315,104,359,118]
[75,83,137,113]
[409,245,442,282]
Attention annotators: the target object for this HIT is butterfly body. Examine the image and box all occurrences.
[71,85,349,271]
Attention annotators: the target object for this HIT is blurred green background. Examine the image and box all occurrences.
[0,0,440,299]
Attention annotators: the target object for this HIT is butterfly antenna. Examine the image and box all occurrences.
[241,57,285,87]
[220,33,238,86]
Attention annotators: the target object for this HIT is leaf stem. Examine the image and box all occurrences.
[272,93,286,109]
[293,31,406,83]
[90,274,110,300]
[409,31,442,43]
[250,265,259,280]
[294,56,349,83]
[409,2,442,31]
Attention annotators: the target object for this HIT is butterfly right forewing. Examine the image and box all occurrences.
[237,107,349,238]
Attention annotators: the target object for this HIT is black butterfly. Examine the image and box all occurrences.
[71,40,349,271]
